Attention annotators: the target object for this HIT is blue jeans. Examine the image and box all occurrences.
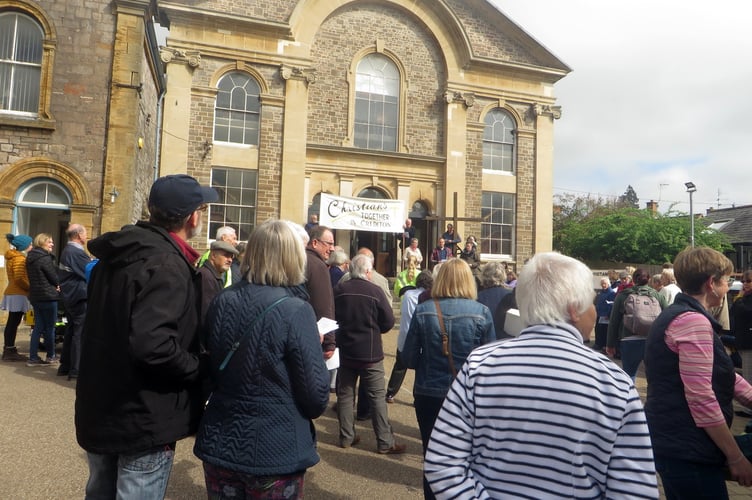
[85,444,175,500]
[655,455,728,500]
[620,337,646,380]
[29,300,57,360]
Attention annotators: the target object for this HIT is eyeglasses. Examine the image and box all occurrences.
[197,204,208,212]
[317,239,335,247]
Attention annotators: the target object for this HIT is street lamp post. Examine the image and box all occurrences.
[685,181,697,247]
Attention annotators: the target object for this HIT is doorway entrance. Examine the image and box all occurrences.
[350,187,395,277]
[15,180,72,260]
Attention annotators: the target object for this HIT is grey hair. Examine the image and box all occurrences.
[516,252,595,326]
[479,261,507,288]
[215,226,236,240]
[350,253,372,279]
[284,220,310,245]
[327,249,349,266]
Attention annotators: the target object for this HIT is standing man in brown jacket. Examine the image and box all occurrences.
[305,225,337,359]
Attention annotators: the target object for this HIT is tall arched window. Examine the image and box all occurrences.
[354,53,399,151]
[0,11,43,115]
[483,108,516,173]
[214,72,261,145]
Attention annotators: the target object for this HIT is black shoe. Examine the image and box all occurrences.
[356,413,372,421]
[57,368,69,377]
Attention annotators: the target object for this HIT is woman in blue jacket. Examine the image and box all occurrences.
[402,258,494,499]
[194,220,330,499]
[593,276,616,352]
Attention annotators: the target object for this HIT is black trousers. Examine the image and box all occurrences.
[59,301,86,375]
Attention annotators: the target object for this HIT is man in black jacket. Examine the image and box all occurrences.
[57,223,92,380]
[333,253,405,455]
[75,174,217,499]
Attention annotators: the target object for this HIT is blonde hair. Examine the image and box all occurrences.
[244,219,306,286]
[660,268,676,285]
[431,258,477,299]
[406,255,418,281]
[33,233,53,249]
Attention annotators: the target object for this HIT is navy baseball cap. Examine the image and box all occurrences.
[148,174,219,218]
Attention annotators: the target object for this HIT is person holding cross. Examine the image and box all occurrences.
[441,223,461,255]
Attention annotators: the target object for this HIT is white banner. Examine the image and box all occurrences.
[319,193,405,233]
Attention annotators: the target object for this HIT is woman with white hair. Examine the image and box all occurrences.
[424,252,657,499]
[194,219,330,499]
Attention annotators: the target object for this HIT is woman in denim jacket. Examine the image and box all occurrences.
[402,258,494,499]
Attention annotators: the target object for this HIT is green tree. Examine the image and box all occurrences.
[556,207,730,264]
[617,185,640,209]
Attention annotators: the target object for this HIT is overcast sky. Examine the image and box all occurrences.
[490,0,752,215]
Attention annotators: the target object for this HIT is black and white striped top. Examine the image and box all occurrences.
[425,322,658,499]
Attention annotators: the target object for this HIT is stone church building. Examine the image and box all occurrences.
[1,0,569,279]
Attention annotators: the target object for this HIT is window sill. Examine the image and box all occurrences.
[0,114,56,130]
[482,169,515,176]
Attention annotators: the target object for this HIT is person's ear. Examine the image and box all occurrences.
[189,210,201,228]
[567,304,579,323]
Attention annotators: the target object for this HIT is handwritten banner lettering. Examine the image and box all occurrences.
[319,193,405,233]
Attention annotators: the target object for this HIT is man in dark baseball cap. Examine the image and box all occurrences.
[148,174,219,218]
[76,174,217,498]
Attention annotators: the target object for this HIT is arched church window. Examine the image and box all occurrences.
[214,72,261,145]
[0,11,43,115]
[354,53,399,151]
[483,108,516,173]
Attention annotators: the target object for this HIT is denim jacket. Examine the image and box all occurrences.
[402,297,495,398]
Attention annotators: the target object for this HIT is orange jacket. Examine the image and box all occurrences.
[4,249,30,296]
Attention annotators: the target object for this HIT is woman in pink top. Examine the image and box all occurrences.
[645,247,752,499]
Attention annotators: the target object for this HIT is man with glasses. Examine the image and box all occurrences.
[305,226,337,360]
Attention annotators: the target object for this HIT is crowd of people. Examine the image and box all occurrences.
[4,174,752,499]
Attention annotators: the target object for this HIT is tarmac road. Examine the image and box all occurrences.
[3,321,751,499]
[0,323,423,499]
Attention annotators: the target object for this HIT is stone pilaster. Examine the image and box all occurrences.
[160,47,201,176]
[279,65,315,221]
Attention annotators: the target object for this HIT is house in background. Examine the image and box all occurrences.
[703,205,752,271]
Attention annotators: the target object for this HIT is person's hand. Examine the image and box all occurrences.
[323,350,334,360]
[728,455,752,486]
[606,347,616,358]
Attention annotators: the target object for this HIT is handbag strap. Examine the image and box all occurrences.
[434,298,457,378]
[218,295,290,371]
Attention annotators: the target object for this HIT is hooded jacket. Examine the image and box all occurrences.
[3,249,30,296]
[75,221,203,454]
[25,246,60,302]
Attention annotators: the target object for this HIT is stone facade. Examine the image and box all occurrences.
[158,0,569,275]
[0,0,569,286]
[0,0,164,293]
